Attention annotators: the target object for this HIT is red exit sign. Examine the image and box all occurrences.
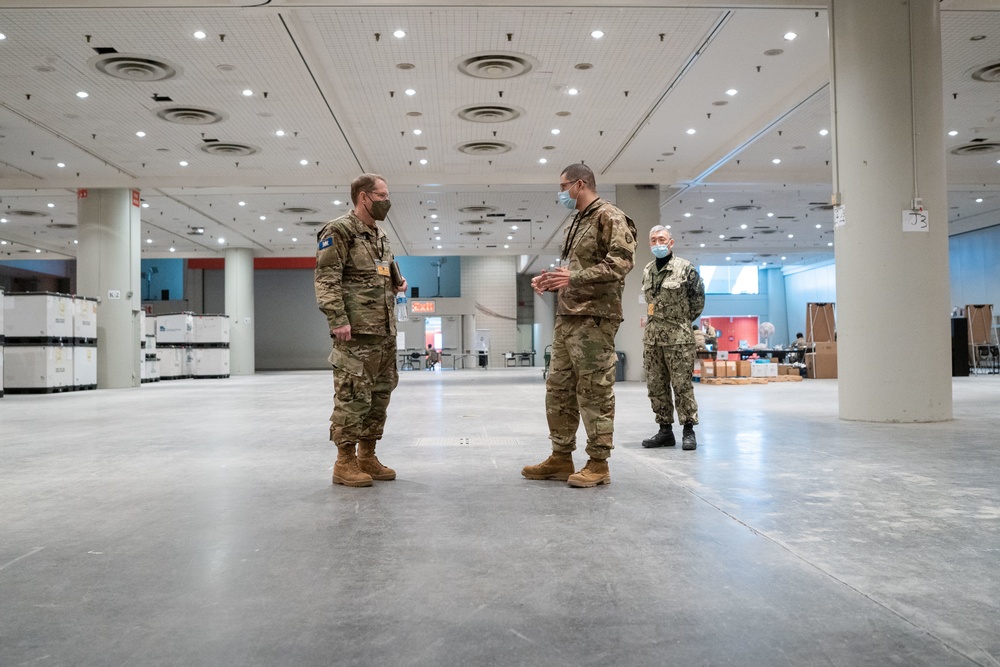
[410,300,436,314]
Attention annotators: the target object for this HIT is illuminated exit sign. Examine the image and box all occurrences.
[410,300,436,314]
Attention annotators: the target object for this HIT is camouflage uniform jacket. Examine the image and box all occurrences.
[314,211,396,337]
[642,254,705,346]
[557,198,637,321]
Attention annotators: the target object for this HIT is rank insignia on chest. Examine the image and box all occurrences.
[318,237,333,250]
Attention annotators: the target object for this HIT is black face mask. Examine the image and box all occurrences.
[366,194,391,221]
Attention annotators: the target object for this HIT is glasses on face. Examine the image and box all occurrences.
[367,190,389,201]
[559,180,578,191]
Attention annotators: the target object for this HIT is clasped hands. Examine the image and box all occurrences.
[531,266,570,295]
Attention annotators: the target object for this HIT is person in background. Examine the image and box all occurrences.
[315,172,407,488]
[425,344,440,370]
[641,226,705,451]
[693,324,707,350]
[704,322,718,349]
[523,162,637,488]
[794,332,807,349]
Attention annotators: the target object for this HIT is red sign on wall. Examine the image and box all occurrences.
[77,189,88,199]
[132,190,141,208]
[411,300,436,314]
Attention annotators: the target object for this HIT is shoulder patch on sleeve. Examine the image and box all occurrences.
[318,237,333,250]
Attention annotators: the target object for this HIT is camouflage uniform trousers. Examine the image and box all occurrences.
[643,342,699,426]
[546,314,621,461]
[328,333,399,445]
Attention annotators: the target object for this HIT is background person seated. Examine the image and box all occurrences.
[425,344,440,370]
[693,325,707,350]
[794,332,807,349]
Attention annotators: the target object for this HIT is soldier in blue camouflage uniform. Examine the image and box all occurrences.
[315,173,407,487]
[641,226,705,451]
[522,163,636,488]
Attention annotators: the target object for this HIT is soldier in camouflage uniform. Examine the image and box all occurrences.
[315,173,407,487]
[641,226,705,451]
[522,163,636,488]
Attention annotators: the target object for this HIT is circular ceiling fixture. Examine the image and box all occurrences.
[455,52,538,79]
[396,63,416,70]
[458,205,496,214]
[455,104,523,123]
[764,49,784,57]
[969,61,1000,82]
[279,207,320,215]
[460,230,490,237]
[198,142,259,156]
[712,100,728,106]
[950,142,1000,155]
[47,223,77,230]
[459,219,493,226]
[7,209,47,217]
[295,221,326,227]
[456,141,514,155]
[575,63,593,70]
[156,105,227,125]
[724,205,762,212]
[90,53,181,82]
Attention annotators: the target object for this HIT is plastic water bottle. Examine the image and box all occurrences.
[395,295,408,322]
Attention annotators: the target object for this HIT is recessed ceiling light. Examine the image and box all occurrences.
[976,198,983,203]
[948,130,958,136]
[437,245,443,249]
[788,234,794,238]
[35,249,42,253]
[218,238,225,244]
[725,256,731,261]
[815,224,821,228]
[179,160,188,166]
[141,203,149,208]
[76,91,89,98]
[136,131,146,137]
[761,262,767,267]
[819,129,829,136]
[726,89,738,96]
[827,242,833,246]
[73,240,78,244]
[300,159,309,165]
[170,247,176,252]
[0,33,6,40]
[435,236,441,241]
[238,201,246,206]
[567,88,579,96]
[511,225,518,230]
[433,226,439,231]
[57,162,65,168]
[784,32,797,41]
[0,218,6,223]
[686,128,696,135]
[393,30,406,38]
[551,129,560,135]
[405,89,416,96]
[260,216,266,220]
[242,89,253,97]
[504,244,510,249]
[413,129,422,135]
[772,158,781,164]
[277,227,284,232]
[740,224,747,229]
[591,30,605,39]
[292,237,298,242]
[275,130,285,137]
[507,235,513,240]
[539,158,547,164]
[420,159,428,165]
[700,243,706,247]
[665,225,671,230]
[334,200,342,205]
[684,213,692,217]
[194,31,206,39]
[47,203,55,208]
[431,215,438,219]
[146,238,153,244]
[767,212,774,217]
[719,234,725,239]
[781,256,787,260]
[707,198,715,203]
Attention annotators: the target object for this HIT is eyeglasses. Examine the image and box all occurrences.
[367,190,389,200]
[559,179,579,191]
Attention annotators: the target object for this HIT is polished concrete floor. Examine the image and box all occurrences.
[1,368,999,666]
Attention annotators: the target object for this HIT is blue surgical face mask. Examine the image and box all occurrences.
[558,189,577,210]
[651,244,671,258]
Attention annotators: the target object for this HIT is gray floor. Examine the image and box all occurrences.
[1,368,999,667]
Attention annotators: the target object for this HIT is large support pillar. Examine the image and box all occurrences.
[224,247,255,376]
[615,184,660,382]
[76,188,141,389]
[829,0,951,421]
[533,289,555,368]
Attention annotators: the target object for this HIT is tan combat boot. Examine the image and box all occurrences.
[567,458,611,488]
[357,440,396,481]
[332,443,373,487]
[521,451,574,481]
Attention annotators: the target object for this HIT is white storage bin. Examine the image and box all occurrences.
[193,347,230,378]
[145,314,157,337]
[750,362,778,378]
[73,297,98,342]
[0,289,5,344]
[1,344,5,398]
[145,355,160,382]
[193,315,230,345]
[4,293,74,340]
[3,345,74,392]
[158,347,188,380]
[145,335,157,353]
[73,345,97,389]
[156,312,194,344]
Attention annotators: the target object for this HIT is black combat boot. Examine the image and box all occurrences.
[641,424,675,448]
[682,423,697,451]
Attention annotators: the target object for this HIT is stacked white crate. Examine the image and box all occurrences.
[2,292,75,393]
[156,312,193,380]
[72,296,98,390]
[192,315,230,379]
[0,289,4,397]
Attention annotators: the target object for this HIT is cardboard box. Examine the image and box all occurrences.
[702,363,716,379]
[814,342,837,354]
[725,360,737,376]
[806,302,836,343]
[736,360,752,377]
[714,360,728,378]
[751,362,778,377]
[806,352,838,378]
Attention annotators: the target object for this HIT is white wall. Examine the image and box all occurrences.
[950,225,1000,314]
[783,260,837,340]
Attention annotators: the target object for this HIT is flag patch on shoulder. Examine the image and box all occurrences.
[318,237,333,250]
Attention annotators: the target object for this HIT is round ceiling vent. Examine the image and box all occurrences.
[685,229,707,234]
[89,53,181,82]
[455,52,538,80]
[7,209,46,217]
[460,230,490,237]
[458,205,496,214]
[47,223,77,230]
[280,207,320,215]
[455,104,523,123]
[810,204,835,211]
[456,141,514,155]
[950,142,1000,156]
[295,221,326,227]
[198,142,258,156]
[459,219,493,226]
[725,205,762,212]
[969,61,1000,83]
[156,106,227,125]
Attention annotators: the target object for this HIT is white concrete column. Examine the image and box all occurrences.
[615,184,661,381]
[533,290,555,367]
[829,0,951,421]
[76,188,141,389]
[224,247,255,376]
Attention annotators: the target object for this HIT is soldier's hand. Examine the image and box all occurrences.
[396,278,408,294]
[531,271,547,295]
[545,266,571,291]
[331,324,352,341]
